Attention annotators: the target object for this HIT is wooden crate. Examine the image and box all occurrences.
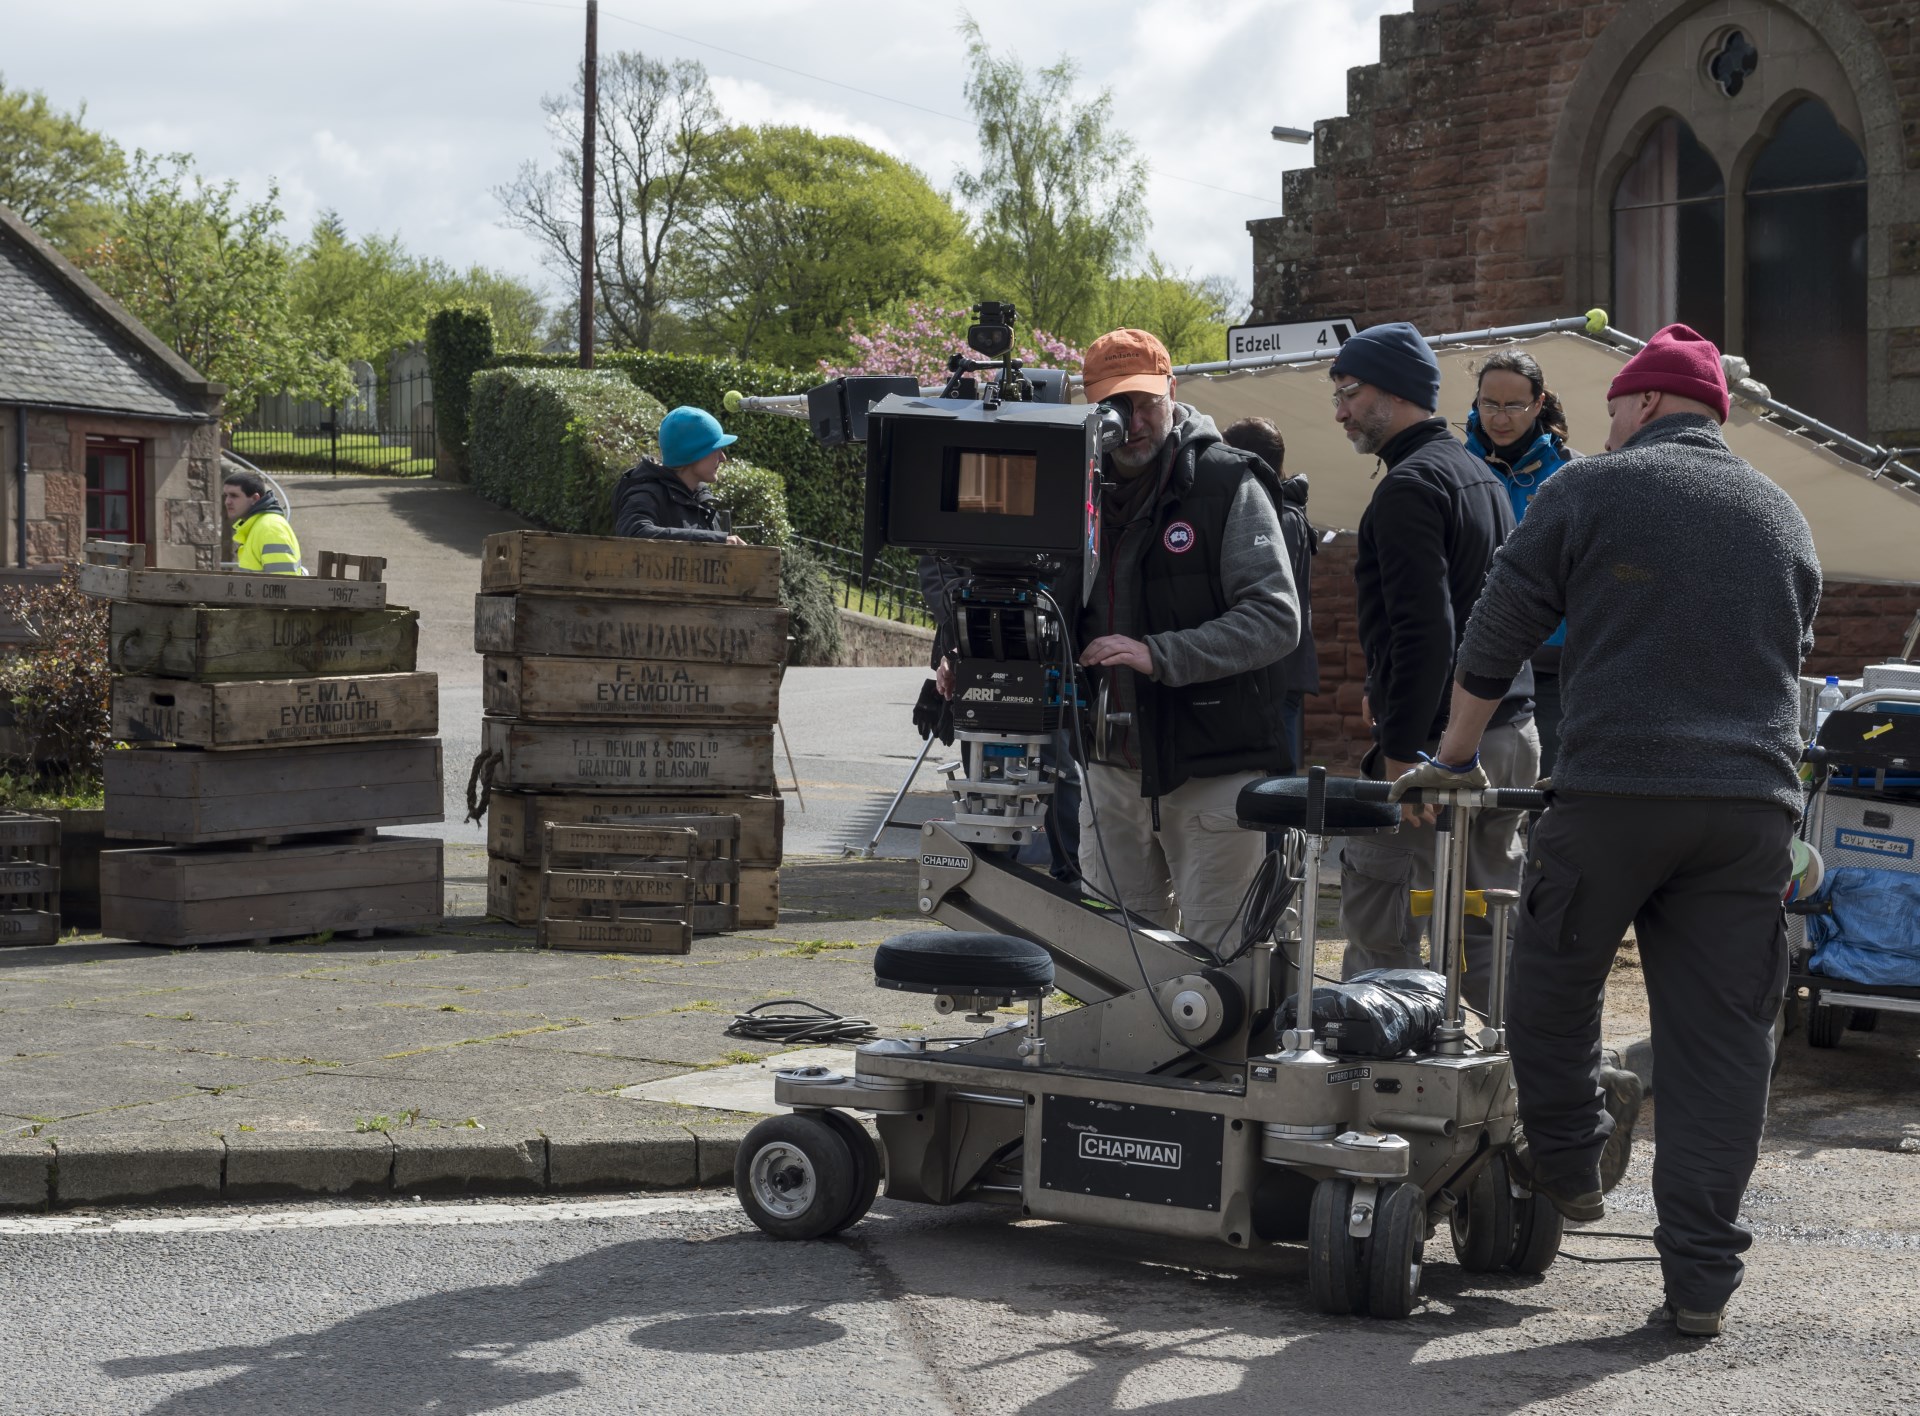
[78,563,388,610]
[111,671,439,748]
[482,654,781,723]
[105,739,444,843]
[485,790,783,867]
[489,855,777,929]
[481,530,780,604]
[479,719,774,792]
[533,822,725,955]
[473,594,788,665]
[0,812,60,947]
[100,834,444,947]
[109,603,420,680]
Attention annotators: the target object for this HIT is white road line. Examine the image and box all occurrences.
[0,1193,740,1237]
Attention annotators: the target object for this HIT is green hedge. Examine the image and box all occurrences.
[492,350,866,548]
[708,461,792,547]
[469,368,666,533]
[424,305,496,480]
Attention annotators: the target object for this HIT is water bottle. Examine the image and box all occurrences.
[1814,676,1844,735]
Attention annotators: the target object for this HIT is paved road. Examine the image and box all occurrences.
[283,476,950,857]
[4,1132,1917,1416]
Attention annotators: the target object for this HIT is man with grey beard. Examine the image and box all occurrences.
[1072,328,1300,949]
[1330,321,1539,1009]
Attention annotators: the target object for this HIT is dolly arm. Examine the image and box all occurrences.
[916,821,1216,1005]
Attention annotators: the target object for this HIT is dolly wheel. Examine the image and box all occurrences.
[1366,1183,1426,1319]
[817,1109,881,1235]
[1806,1001,1845,1049]
[1307,1177,1367,1316]
[1507,1189,1564,1275]
[735,1113,857,1240]
[1450,1155,1516,1272]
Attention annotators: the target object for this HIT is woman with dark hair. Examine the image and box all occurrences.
[1464,348,1575,773]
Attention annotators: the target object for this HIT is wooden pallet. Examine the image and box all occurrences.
[100,833,443,947]
[482,653,782,723]
[484,790,783,867]
[481,531,781,603]
[0,812,60,947]
[105,739,444,843]
[111,671,439,748]
[478,719,774,792]
[109,603,420,681]
[473,594,788,665]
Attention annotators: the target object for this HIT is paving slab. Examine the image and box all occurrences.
[619,1047,859,1115]
[224,1130,394,1198]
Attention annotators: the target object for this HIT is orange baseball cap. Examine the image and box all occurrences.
[1083,328,1172,403]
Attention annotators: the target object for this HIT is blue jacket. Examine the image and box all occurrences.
[1465,411,1573,651]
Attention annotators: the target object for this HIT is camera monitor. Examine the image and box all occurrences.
[861,393,1105,602]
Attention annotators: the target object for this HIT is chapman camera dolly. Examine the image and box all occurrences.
[734,767,1560,1320]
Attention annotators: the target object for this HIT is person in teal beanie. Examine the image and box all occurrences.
[611,405,746,543]
[1463,348,1576,773]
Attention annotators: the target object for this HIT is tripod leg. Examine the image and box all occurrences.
[858,733,937,858]
[776,720,806,811]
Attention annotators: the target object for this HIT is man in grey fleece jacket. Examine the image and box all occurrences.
[1394,324,1820,1337]
[1075,328,1299,947]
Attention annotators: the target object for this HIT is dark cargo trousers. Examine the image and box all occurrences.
[1508,792,1794,1310]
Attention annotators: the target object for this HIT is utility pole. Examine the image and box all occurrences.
[578,0,598,368]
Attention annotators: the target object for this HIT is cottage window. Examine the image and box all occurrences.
[84,437,145,546]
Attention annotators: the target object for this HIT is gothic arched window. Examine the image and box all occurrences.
[1611,116,1727,347]
[1744,98,1868,435]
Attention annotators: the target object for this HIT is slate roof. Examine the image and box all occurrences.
[0,204,217,421]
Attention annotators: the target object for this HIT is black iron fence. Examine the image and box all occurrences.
[793,535,930,626]
[226,367,437,476]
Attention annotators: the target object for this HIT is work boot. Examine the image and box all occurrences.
[1506,1125,1605,1224]
[1651,1296,1727,1338]
[1598,1063,1645,1193]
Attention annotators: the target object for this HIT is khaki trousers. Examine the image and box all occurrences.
[1078,764,1267,951]
[1337,717,1541,1011]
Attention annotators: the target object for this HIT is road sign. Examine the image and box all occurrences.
[1226,319,1357,366]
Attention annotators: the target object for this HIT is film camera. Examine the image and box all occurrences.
[805,301,1127,845]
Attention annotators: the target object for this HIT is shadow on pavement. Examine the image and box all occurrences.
[95,1209,1675,1416]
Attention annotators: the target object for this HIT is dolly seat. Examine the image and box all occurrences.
[874,931,1055,998]
[1237,776,1401,835]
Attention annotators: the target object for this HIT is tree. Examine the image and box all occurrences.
[820,299,1080,385]
[448,267,547,352]
[81,152,342,418]
[498,51,723,352]
[953,22,1145,345]
[1099,258,1243,366]
[673,127,970,366]
[0,75,125,253]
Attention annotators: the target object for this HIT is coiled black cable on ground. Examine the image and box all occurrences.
[724,999,879,1045]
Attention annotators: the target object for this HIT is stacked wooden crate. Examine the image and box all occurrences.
[474,531,786,932]
[0,812,60,946]
[85,552,445,946]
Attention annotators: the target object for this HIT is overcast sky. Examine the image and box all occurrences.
[4,0,1410,316]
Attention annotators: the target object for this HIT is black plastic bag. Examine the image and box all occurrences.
[912,677,955,745]
[1310,968,1449,1059]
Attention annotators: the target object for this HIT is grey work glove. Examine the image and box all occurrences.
[1388,753,1490,826]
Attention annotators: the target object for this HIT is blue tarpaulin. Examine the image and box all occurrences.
[1806,867,1920,987]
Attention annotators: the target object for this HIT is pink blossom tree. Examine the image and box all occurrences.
[820,301,1082,385]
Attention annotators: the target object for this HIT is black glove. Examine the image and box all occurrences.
[912,678,954,745]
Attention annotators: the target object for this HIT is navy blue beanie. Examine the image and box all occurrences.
[1330,321,1441,411]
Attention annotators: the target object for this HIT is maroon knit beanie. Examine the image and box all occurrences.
[1605,323,1729,422]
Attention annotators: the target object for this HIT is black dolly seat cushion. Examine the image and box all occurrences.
[1237,776,1401,835]
[874,931,1055,997]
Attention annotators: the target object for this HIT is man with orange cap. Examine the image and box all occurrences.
[1390,324,1821,1338]
[1074,327,1299,948]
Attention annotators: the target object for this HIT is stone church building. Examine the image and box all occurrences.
[1251,0,1920,766]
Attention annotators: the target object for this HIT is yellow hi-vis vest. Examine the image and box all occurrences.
[234,509,301,574]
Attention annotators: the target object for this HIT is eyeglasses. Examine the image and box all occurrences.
[1476,397,1539,419]
[1330,381,1365,409]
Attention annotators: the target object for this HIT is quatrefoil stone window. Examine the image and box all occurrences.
[1709,30,1759,97]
